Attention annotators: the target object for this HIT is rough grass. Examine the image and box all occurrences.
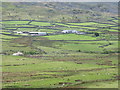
[2,54,118,88]
[2,20,119,88]
[60,43,104,52]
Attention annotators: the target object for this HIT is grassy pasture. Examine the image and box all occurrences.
[30,21,51,26]
[108,29,118,32]
[15,24,37,28]
[60,43,103,52]
[2,20,119,88]
[112,20,118,23]
[38,29,59,33]
[55,23,70,27]
[4,27,17,30]
[2,54,118,88]
[110,27,118,30]
[44,34,97,40]
[1,34,19,39]
[96,24,115,27]
[80,80,118,88]
[17,28,36,31]
[2,21,29,24]
[68,22,98,26]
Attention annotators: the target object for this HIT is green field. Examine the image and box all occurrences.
[2,2,119,88]
[68,22,98,25]
[45,34,97,40]
[2,20,119,88]
[2,21,29,24]
[30,21,51,26]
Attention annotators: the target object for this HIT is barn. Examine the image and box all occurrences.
[61,30,78,34]
[29,32,47,36]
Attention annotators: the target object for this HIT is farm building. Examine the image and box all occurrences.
[61,30,86,35]
[61,30,78,34]
[29,32,47,36]
[12,52,23,56]
[22,31,29,34]
[76,32,86,35]
[13,31,47,36]
[13,31,29,35]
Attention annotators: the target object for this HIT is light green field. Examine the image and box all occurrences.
[45,34,96,40]
[55,23,70,27]
[96,24,115,27]
[2,20,119,88]
[1,34,19,39]
[17,28,36,31]
[112,20,118,23]
[60,43,103,52]
[30,21,51,26]
[68,22,98,25]
[108,29,118,32]
[2,54,118,88]
[4,27,17,30]
[2,21,29,24]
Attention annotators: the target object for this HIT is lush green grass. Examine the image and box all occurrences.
[2,21,29,24]
[112,20,118,23]
[4,27,17,30]
[104,41,118,51]
[111,27,118,29]
[1,34,19,39]
[3,59,111,72]
[108,29,118,32]
[55,23,70,27]
[17,28,36,31]
[60,43,104,52]
[96,24,115,27]
[2,54,118,88]
[45,34,97,40]
[30,21,51,26]
[68,22,98,26]
[70,79,118,88]
[2,20,119,88]
[38,29,59,33]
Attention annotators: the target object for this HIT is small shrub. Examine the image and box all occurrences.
[77,50,81,52]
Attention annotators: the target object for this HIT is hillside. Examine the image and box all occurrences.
[2,2,118,22]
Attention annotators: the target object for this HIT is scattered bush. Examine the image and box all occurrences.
[77,50,81,52]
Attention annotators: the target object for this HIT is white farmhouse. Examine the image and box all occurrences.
[61,30,78,34]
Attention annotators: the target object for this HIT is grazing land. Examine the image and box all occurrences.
[1,2,119,89]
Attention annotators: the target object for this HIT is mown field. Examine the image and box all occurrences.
[1,18,119,88]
